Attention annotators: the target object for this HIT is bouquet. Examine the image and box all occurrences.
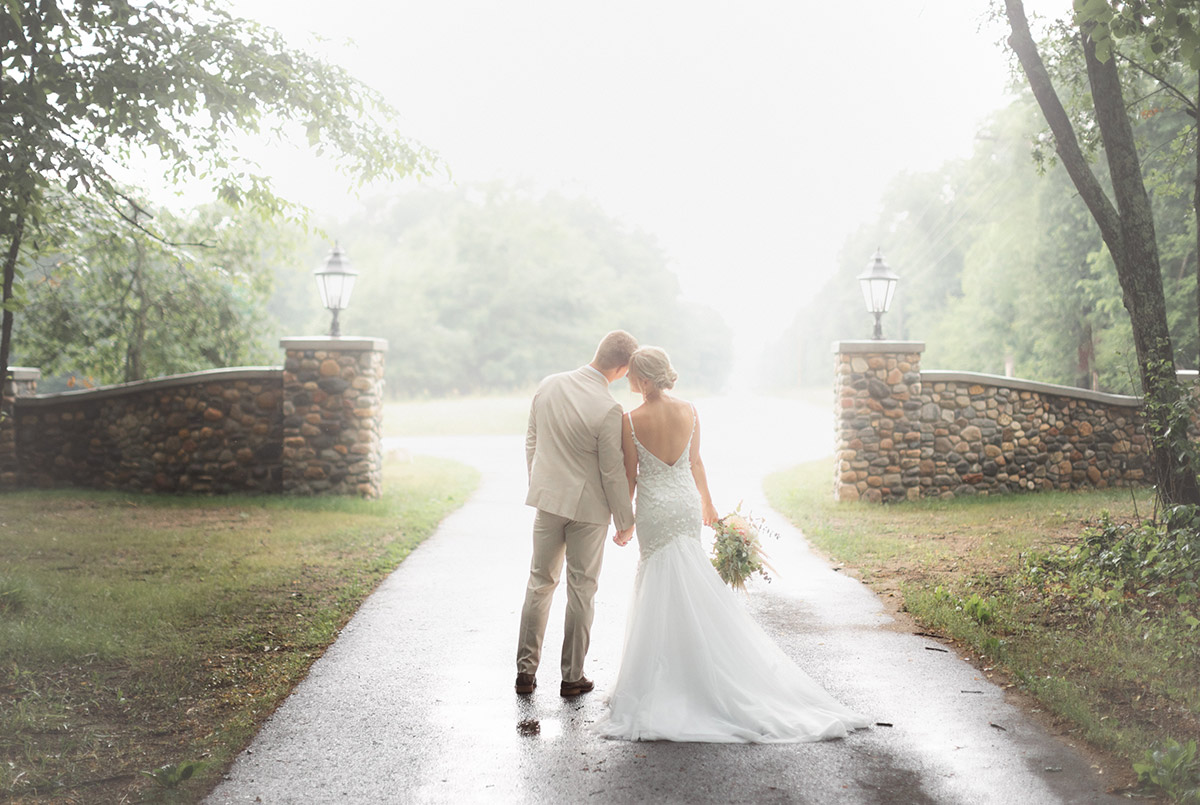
[709,504,778,590]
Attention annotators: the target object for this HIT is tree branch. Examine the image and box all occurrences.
[1,215,24,382]
[106,196,211,250]
[1085,35,1157,245]
[1117,53,1199,119]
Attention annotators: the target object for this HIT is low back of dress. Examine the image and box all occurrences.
[629,412,702,562]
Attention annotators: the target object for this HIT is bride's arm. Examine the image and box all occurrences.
[689,411,720,526]
[621,413,638,499]
[613,414,639,546]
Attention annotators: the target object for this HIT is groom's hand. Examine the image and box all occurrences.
[613,526,634,546]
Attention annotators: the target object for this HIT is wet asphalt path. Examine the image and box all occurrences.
[206,396,1123,804]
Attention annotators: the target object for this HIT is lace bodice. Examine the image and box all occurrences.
[630,413,702,562]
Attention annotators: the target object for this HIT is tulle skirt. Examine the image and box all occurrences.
[596,534,870,743]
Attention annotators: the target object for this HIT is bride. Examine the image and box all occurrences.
[596,346,869,743]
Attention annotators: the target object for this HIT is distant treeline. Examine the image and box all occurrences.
[15,184,733,397]
[274,185,734,396]
[762,90,1198,395]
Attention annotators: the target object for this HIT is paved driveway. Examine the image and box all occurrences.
[206,396,1121,804]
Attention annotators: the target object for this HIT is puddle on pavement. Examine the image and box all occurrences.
[516,718,562,739]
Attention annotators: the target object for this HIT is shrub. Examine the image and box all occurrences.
[1133,738,1200,804]
[1025,508,1200,609]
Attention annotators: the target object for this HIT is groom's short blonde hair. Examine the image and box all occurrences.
[593,330,639,371]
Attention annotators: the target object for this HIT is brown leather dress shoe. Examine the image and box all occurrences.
[559,676,594,697]
[515,672,536,695]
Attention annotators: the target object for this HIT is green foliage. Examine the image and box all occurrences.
[0,573,30,614]
[1028,507,1200,604]
[769,69,1198,392]
[1,0,436,391]
[1141,360,1200,505]
[709,506,777,590]
[766,96,1135,391]
[928,585,997,625]
[1074,0,1200,70]
[141,760,204,789]
[1,0,435,221]
[962,592,997,625]
[1049,0,1200,183]
[1133,738,1200,804]
[13,197,299,384]
[278,185,735,396]
[770,1,1199,394]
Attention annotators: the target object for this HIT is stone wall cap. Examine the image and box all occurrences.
[921,370,1142,407]
[6,367,41,381]
[17,366,282,406]
[833,340,926,354]
[280,336,388,353]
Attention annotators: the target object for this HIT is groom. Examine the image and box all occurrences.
[515,330,638,697]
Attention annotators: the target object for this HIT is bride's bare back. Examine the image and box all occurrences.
[628,396,694,466]
[620,388,719,529]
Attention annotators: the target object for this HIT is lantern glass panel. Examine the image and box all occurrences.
[858,279,874,312]
[316,271,356,311]
[860,276,896,314]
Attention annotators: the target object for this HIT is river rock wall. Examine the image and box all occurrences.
[3,337,387,498]
[834,341,1151,502]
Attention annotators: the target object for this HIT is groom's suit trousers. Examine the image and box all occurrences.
[517,365,633,682]
[516,509,607,681]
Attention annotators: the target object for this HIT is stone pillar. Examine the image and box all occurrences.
[280,338,387,498]
[1,367,41,488]
[833,341,925,503]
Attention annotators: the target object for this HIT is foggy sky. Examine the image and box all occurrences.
[229,0,1065,375]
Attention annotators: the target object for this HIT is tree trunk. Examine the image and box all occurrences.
[126,238,146,382]
[1084,33,1200,505]
[1076,319,1094,390]
[1,216,25,393]
[1005,0,1200,505]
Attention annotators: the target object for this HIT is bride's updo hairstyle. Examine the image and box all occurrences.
[629,346,678,393]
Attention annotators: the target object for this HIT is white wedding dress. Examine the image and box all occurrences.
[596,417,870,743]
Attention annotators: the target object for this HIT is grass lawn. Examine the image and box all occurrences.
[0,456,479,803]
[766,458,1199,795]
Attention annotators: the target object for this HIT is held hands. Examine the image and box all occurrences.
[613,526,635,546]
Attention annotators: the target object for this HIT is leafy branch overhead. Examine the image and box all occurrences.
[1,0,439,385]
[1,0,438,216]
[1072,0,1200,70]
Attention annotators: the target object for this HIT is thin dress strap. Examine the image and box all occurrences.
[627,411,638,441]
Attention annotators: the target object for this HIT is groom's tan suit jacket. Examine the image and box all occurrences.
[525,366,635,530]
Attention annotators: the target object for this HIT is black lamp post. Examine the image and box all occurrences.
[313,243,358,337]
[857,249,899,340]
